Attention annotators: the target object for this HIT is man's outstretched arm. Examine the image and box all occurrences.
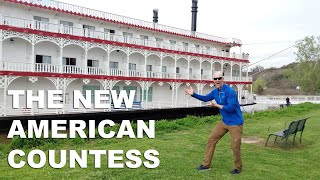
[192,91,215,102]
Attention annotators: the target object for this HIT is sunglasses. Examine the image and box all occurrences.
[213,77,223,80]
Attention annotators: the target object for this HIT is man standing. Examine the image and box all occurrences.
[184,72,244,174]
[286,97,291,106]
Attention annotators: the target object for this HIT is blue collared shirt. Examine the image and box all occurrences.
[192,84,244,126]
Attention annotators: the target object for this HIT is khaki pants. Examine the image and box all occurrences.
[202,120,243,171]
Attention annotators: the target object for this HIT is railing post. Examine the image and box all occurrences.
[246,66,249,81]
[174,58,177,79]
[2,76,7,116]
[126,54,129,76]
[160,54,163,78]
[59,47,63,73]
[171,83,175,108]
[31,44,35,71]
[106,32,110,41]
[106,50,110,76]
[199,59,202,80]
[84,49,88,74]
[31,19,35,29]
[146,86,149,109]
[0,14,3,26]
[239,63,242,81]
[0,36,2,69]
[59,24,63,34]
[144,55,147,78]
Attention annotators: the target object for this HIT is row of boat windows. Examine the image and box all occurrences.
[83,85,152,102]
[36,54,195,73]
[35,55,240,76]
[57,85,152,103]
[32,16,223,51]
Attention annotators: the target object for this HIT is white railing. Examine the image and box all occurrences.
[63,65,85,74]
[109,68,125,76]
[3,15,33,28]
[232,76,241,81]
[1,15,248,60]
[3,100,202,117]
[223,76,232,81]
[87,67,107,75]
[161,72,176,79]
[1,62,252,82]
[2,96,255,116]
[242,76,252,82]
[146,71,161,78]
[189,74,201,80]
[143,101,201,109]
[35,63,60,73]
[255,96,320,104]
[176,73,188,79]
[129,70,144,77]
[12,0,241,45]
[143,101,172,109]
[2,61,33,71]
[202,75,212,80]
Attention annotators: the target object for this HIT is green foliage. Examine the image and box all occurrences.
[10,134,59,149]
[283,68,294,78]
[253,78,266,94]
[293,36,320,94]
[71,136,86,145]
[156,115,219,134]
[251,103,319,120]
[1,103,320,179]
[251,35,320,95]
[271,73,285,81]
[6,103,319,151]
[7,116,220,149]
[257,85,264,94]
[251,66,299,95]
[295,36,320,63]
[0,144,9,159]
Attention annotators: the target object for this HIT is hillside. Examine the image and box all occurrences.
[251,63,300,95]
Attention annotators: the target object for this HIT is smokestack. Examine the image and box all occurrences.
[191,0,198,36]
[153,9,159,23]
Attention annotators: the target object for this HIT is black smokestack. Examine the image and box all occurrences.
[191,0,198,35]
[153,9,159,23]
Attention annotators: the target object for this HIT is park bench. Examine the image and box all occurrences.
[296,118,308,143]
[265,118,309,146]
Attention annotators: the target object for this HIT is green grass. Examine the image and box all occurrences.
[1,103,320,179]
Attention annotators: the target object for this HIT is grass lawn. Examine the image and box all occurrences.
[0,103,320,179]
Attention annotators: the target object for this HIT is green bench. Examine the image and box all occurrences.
[265,118,309,146]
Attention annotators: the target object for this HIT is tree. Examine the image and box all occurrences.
[257,85,264,95]
[251,65,264,73]
[253,78,266,94]
[293,36,320,94]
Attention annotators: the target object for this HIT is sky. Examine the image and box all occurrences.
[59,0,320,69]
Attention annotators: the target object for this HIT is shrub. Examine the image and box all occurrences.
[10,132,59,149]
[0,144,9,159]
[71,136,86,145]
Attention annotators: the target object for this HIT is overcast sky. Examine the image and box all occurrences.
[59,0,319,69]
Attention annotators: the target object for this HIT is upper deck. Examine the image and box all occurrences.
[0,0,251,84]
[2,0,242,46]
